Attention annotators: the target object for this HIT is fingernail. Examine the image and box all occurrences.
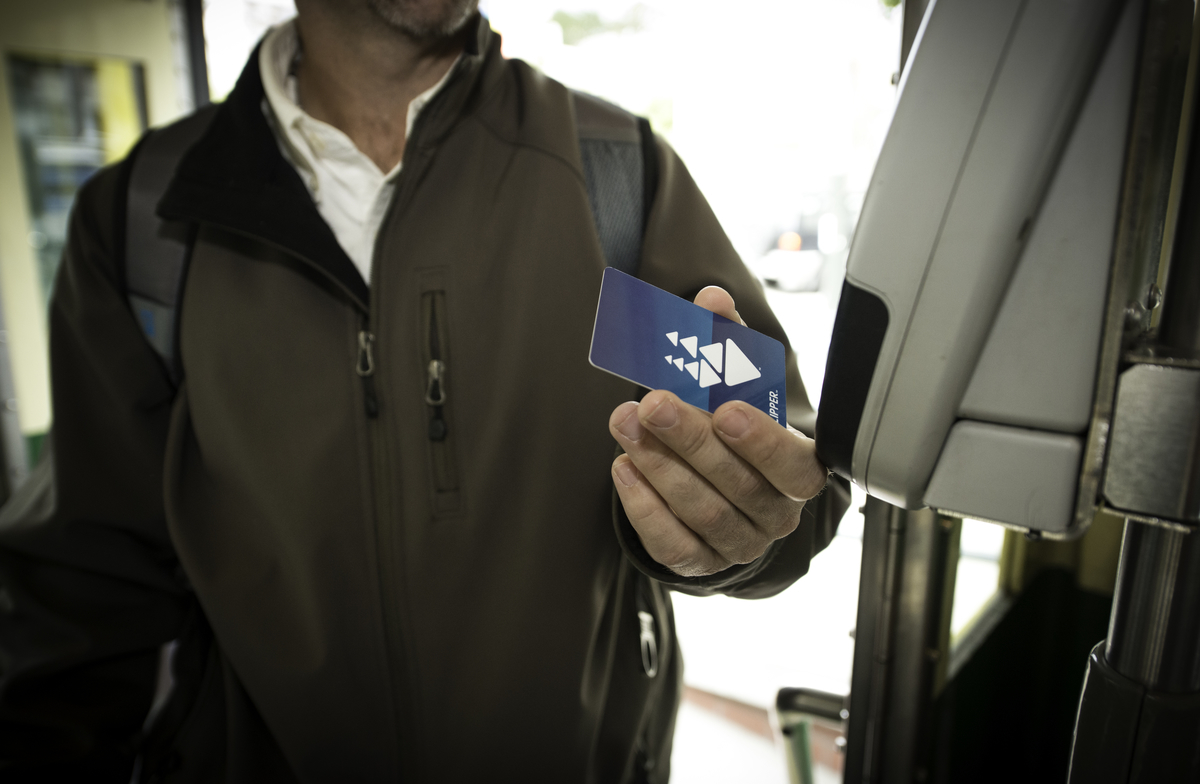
[614,460,640,488]
[646,399,678,429]
[616,409,645,442]
[716,409,750,439]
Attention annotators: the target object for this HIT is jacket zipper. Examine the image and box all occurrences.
[425,358,446,437]
[424,296,447,440]
[357,327,379,418]
[421,290,460,508]
[355,79,465,775]
[184,73,461,777]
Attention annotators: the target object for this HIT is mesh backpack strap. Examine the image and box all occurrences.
[571,90,659,276]
[125,106,217,385]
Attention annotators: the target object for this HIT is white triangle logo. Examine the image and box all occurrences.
[680,336,698,358]
[674,358,684,371]
[699,360,721,388]
[666,332,679,346]
[723,339,761,386]
[699,343,723,373]
[665,355,673,365]
[684,361,699,380]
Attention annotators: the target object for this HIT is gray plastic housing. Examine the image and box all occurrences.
[817,0,1141,533]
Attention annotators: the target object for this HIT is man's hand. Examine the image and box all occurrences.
[608,286,829,577]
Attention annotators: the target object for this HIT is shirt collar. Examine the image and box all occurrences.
[259,19,460,180]
[156,17,499,311]
[260,20,306,136]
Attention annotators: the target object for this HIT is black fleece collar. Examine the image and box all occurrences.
[157,14,497,310]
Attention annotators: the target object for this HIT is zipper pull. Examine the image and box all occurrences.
[357,330,378,419]
[638,611,659,678]
[425,359,447,440]
[424,360,446,405]
[357,331,376,376]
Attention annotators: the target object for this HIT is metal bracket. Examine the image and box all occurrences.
[1102,364,1200,523]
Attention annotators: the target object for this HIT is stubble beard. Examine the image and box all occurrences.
[365,0,479,39]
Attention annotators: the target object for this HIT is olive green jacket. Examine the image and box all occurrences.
[0,17,844,784]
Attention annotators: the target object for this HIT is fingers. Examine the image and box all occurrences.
[610,400,740,575]
[635,393,797,534]
[693,286,744,325]
[609,286,829,577]
[712,401,829,502]
[610,391,824,576]
[687,287,827,499]
[611,454,731,577]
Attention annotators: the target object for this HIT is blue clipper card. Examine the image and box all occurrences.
[589,268,787,427]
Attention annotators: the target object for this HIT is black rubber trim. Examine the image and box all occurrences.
[815,281,890,479]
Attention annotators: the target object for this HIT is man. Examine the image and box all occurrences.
[0,0,843,781]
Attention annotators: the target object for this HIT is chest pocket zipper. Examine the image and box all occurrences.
[422,290,461,517]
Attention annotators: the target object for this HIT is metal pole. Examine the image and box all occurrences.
[844,499,952,784]
[1106,523,1200,692]
[1070,4,1200,779]
[1103,0,1200,701]
[844,497,906,784]
[1106,522,1200,694]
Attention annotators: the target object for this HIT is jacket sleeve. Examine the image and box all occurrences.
[0,162,191,780]
[613,135,852,598]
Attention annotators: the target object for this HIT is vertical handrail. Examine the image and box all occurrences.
[844,499,955,783]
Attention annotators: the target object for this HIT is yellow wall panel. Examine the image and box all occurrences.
[96,58,144,164]
[0,0,189,436]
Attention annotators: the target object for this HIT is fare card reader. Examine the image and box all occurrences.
[817,0,1200,781]
[816,0,1141,535]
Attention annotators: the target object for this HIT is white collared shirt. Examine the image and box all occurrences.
[259,20,457,283]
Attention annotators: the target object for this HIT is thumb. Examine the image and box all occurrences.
[693,286,745,326]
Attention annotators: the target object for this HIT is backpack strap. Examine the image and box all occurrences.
[570,90,659,276]
[125,106,217,385]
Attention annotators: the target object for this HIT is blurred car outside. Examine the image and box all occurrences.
[750,247,826,292]
[746,224,826,293]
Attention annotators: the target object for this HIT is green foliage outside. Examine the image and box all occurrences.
[552,5,646,46]
[644,97,673,134]
[25,433,44,467]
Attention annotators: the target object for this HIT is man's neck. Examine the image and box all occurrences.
[294,3,465,172]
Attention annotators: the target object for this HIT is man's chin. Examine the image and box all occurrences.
[366,0,479,39]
